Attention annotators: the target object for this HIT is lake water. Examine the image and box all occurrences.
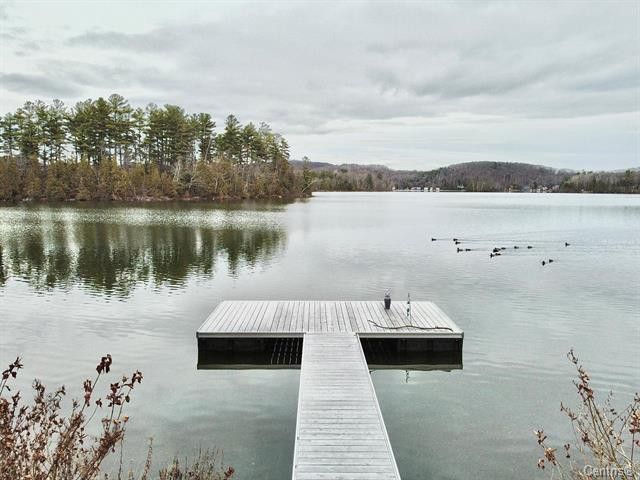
[1,192,638,479]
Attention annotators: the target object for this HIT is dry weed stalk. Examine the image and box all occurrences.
[1,356,235,480]
[155,447,235,480]
[1,355,142,480]
[535,350,639,479]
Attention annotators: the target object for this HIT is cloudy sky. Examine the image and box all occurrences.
[0,1,638,170]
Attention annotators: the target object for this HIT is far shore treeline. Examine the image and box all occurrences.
[1,95,638,202]
[0,94,314,202]
[291,160,640,194]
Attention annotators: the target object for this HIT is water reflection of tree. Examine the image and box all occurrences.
[0,219,286,297]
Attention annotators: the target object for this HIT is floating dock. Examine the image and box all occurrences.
[197,300,462,337]
[196,300,463,479]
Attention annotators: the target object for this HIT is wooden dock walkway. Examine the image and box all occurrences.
[293,333,400,480]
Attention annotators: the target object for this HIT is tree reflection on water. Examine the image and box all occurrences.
[0,203,287,296]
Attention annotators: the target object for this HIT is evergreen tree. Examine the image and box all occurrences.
[218,115,242,163]
[107,94,133,166]
[41,100,67,163]
[194,113,215,162]
[15,102,41,160]
[0,113,19,159]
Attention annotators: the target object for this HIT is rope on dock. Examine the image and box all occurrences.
[367,319,454,332]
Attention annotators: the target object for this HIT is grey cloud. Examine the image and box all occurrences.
[21,40,39,50]
[67,24,212,53]
[570,68,640,92]
[14,40,40,55]
[67,30,158,50]
[0,73,80,97]
[31,59,178,93]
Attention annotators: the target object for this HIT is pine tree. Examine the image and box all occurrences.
[41,100,67,163]
[218,115,242,163]
[107,93,133,166]
[194,113,215,162]
[0,113,19,158]
[15,102,41,160]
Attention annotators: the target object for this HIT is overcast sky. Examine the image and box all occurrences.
[1,1,638,170]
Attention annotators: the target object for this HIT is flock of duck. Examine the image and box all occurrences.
[431,237,571,265]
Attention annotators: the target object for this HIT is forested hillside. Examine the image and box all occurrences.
[398,162,571,191]
[0,95,311,202]
[292,160,639,193]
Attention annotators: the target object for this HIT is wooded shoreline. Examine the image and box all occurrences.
[1,95,637,201]
[0,94,314,202]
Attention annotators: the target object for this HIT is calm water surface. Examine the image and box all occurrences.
[1,193,638,479]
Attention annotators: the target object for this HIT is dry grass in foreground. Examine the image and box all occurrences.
[0,356,235,480]
[535,350,639,479]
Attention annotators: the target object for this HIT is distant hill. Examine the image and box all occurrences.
[291,160,639,193]
[290,160,391,172]
[396,161,573,191]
